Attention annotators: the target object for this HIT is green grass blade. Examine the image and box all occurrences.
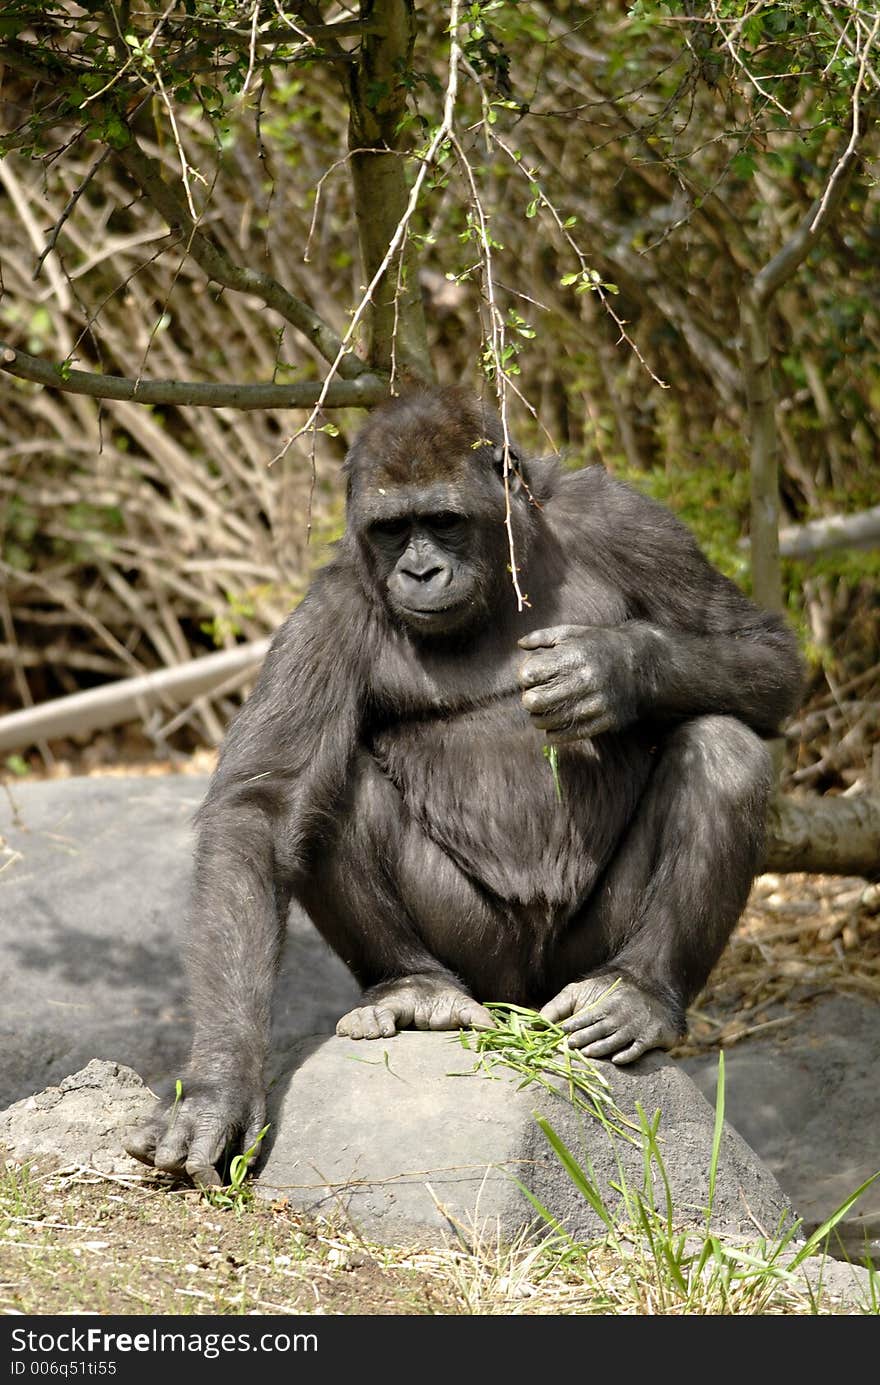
[707,1049,726,1219]
[534,1115,617,1230]
[787,1169,880,1267]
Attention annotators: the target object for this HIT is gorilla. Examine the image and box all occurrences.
[126,385,803,1185]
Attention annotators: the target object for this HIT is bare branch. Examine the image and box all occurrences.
[743,110,874,611]
[766,792,880,879]
[810,9,880,232]
[283,0,464,451]
[0,342,388,410]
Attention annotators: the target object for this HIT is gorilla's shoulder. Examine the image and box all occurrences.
[267,548,368,650]
[553,464,670,525]
[303,546,361,604]
[549,463,629,522]
[553,462,607,499]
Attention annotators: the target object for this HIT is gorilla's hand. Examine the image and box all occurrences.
[540,974,683,1064]
[518,625,641,741]
[336,973,495,1040]
[123,1074,266,1188]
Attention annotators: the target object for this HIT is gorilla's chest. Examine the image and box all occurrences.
[370,698,649,913]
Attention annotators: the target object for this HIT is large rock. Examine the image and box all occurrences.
[682,994,880,1258]
[257,1032,794,1246]
[2,1052,872,1310]
[0,775,358,1107]
[2,776,877,1261]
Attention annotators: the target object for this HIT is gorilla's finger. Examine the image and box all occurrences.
[521,674,584,714]
[153,1124,194,1174]
[241,1114,269,1167]
[518,657,558,689]
[453,999,495,1031]
[530,696,605,731]
[564,1024,619,1054]
[518,626,587,650]
[185,1120,233,1188]
[337,1005,397,1039]
[546,712,615,744]
[185,1153,225,1188]
[561,1010,616,1036]
[123,1120,160,1167]
[539,987,579,1023]
[611,1041,646,1066]
[360,1006,395,1039]
[571,1031,630,1058]
[355,1008,382,1039]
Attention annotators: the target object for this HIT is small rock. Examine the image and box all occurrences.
[0,1058,155,1175]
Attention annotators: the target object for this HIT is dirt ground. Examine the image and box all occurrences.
[3,1142,874,1317]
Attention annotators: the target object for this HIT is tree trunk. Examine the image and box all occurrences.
[741,138,859,613]
[741,287,783,613]
[347,0,434,381]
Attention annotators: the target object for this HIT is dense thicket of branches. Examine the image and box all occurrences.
[0,3,878,801]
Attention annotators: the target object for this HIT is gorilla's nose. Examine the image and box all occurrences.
[401,563,451,586]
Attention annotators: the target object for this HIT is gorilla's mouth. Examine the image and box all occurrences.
[397,599,473,631]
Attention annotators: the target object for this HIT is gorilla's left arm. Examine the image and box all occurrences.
[519,470,804,741]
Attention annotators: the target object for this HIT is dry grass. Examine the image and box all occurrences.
[676,872,880,1058]
[0,1160,872,1317]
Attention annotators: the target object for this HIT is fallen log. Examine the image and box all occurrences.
[0,639,269,752]
[765,792,880,879]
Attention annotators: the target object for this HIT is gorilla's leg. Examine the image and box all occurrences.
[297,753,507,1038]
[543,715,772,1063]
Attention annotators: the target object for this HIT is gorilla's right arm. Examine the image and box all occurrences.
[125,570,368,1185]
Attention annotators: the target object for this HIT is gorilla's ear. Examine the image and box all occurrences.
[492,443,523,494]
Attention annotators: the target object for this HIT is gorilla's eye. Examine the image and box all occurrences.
[370,517,409,542]
[424,511,462,532]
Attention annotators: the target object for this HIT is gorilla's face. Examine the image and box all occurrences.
[344,387,532,639]
[360,490,494,637]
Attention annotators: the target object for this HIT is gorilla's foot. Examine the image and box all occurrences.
[336,974,494,1040]
[540,973,684,1065]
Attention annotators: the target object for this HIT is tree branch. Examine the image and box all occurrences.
[752,142,864,310]
[766,792,880,880]
[742,133,865,613]
[0,342,388,410]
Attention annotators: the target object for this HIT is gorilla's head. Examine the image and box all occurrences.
[344,388,537,637]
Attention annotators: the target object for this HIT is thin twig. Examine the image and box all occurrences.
[810,10,880,232]
[33,150,112,282]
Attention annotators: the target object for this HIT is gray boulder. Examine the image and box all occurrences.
[682,994,880,1259]
[0,774,358,1108]
[257,1031,794,1246]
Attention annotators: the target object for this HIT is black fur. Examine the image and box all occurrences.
[125,386,803,1185]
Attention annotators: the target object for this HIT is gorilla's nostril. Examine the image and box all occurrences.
[403,565,443,583]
